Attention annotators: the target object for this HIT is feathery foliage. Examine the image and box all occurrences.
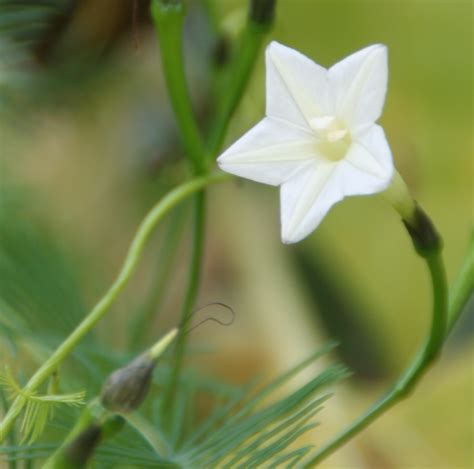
[0,368,85,444]
[2,344,347,467]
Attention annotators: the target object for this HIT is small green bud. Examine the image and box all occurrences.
[101,353,155,413]
[101,329,178,413]
[249,0,276,26]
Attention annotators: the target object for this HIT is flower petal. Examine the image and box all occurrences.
[339,124,394,196]
[328,44,387,129]
[266,41,329,128]
[280,162,342,243]
[217,117,319,186]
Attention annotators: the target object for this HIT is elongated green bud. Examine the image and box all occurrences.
[46,415,124,469]
[101,329,177,412]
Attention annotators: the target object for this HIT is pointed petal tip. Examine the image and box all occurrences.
[266,40,282,52]
[364,43,387,53]
[349,43,388,63]
[367,43,388,61]
[265,41,281,61]
[216,155,225,169]
[281,225,308,245]
[281,232,296,245]
[216,154,234,175]
[265,40,296,61]
[216,157,230,173]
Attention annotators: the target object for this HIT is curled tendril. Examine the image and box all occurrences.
[181,302,236,334]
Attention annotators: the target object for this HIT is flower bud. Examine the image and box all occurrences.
[403,203,442,256]
[100,329,177,413]
[43,409,125,468]
[62,424,102,468]
[249,0,276,27]
[101,353,155,413]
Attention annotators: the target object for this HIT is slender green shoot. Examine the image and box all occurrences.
[302,249,448,467]
[447,231,473,334]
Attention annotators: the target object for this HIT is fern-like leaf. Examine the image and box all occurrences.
[0,368,85,444]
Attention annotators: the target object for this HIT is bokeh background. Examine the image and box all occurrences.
[1,0,472,467]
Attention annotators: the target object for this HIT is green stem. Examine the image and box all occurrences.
[303,250,448,467]
[207,21,269,157]
[151,0,210,426]
[151,0,208,174]
[447,231,473,334]
[161,191,206,428]
[0,172,230,443]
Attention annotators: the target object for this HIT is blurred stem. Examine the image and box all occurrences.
[207,21,270,156]
[304,239,448,467]
[151,0,210,426]
[129,206,187,349]
[0,391,16,469]
[125,413,170,456]
[151,0,274,423]
[0,172,230,443]
[43,403,124,469]
[447,230,473,334]
[201,0,219,34]
[42,401,104,468]
[151,0,208,175]
[161,191,206,427]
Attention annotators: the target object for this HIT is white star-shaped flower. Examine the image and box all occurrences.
[217,41,394,244]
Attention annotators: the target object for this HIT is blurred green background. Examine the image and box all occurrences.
[1,0,472,467]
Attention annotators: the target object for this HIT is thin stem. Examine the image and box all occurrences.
[150,0,274,423]
[0,172,230,443]
[151,1,208,174]
[207,22,269,157]
[447,231,473,334]
[161,191,206,428]
[0,391,16,469]
[150,0,211,427]
[303,250,448,467]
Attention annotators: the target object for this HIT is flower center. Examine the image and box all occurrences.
[309,116,351,161]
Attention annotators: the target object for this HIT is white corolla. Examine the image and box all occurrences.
[217,41,394,244]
